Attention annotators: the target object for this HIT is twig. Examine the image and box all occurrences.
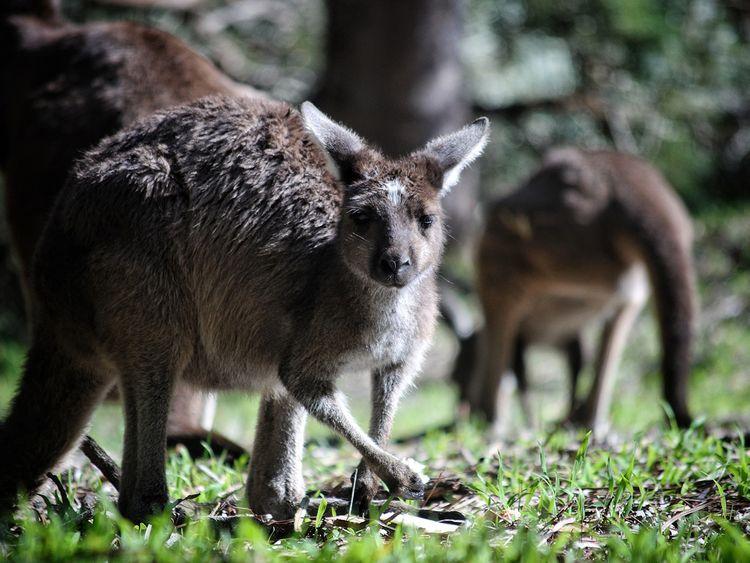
[216,483,244,501]
[80,435,121,491]
[348,469,358,516]
[660,501,713,533]
[196,463,222,484]
[421,469,445,507]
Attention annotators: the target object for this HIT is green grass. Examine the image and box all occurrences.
[2,423,750,561]
[0,207,749,561]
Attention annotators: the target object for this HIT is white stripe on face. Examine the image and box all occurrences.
[382,179,406,205]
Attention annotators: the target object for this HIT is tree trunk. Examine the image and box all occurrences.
[316,0,478,251]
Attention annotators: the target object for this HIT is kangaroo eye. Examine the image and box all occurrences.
[419,215,434,230]
[350,210,371,226]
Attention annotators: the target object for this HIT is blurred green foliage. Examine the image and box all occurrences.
[465,0,750,205]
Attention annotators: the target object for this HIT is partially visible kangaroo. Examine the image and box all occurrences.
[470,148,695,436]
[0,95,489,521]
[0,0,264,458]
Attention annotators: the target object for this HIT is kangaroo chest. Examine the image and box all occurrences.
[336,289,423,374]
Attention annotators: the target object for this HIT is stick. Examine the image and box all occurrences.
[80,435,121,491]
[348,468,358,516]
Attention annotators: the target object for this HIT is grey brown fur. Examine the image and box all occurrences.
[471,148,696,436]
[0,95,489,521]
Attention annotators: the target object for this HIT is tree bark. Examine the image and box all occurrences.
[316,0,478,251]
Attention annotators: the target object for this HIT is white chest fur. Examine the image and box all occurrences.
[339,284,421,374]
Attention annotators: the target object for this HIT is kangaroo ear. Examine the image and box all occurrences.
[301,101,364,179]
[420,118,490,194]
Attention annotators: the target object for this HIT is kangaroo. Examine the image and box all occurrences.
[471,148,695,436]
[0,95,489,521]
[0,0,263,459]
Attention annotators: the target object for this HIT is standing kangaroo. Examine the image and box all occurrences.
[0,95,489,521]
[471,148,695,436]
[1,0,263,458]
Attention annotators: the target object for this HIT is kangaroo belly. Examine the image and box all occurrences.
[521,262,649,346]
[521,262,649,345]
[521,294,613,344]
[182,353,279,391]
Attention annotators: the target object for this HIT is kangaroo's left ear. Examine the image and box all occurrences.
[301,101,364,179]
[418,118,490,194]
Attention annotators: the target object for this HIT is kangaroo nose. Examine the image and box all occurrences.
[379,254,411,276]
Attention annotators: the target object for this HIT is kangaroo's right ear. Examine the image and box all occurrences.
[301,102,364,179]
[419,117,490,194]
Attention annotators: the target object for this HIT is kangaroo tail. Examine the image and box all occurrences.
[615,176,696,428]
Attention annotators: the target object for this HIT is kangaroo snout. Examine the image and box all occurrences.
[375,251,412,287]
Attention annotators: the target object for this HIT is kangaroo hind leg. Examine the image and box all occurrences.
[0,335,112,514]
[117,359,176,523]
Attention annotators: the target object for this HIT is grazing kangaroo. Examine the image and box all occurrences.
[471,148,695,436]
[0,0,263,458]
[0,95,489,521]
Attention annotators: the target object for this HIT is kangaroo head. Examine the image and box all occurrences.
[301,102,489,288]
